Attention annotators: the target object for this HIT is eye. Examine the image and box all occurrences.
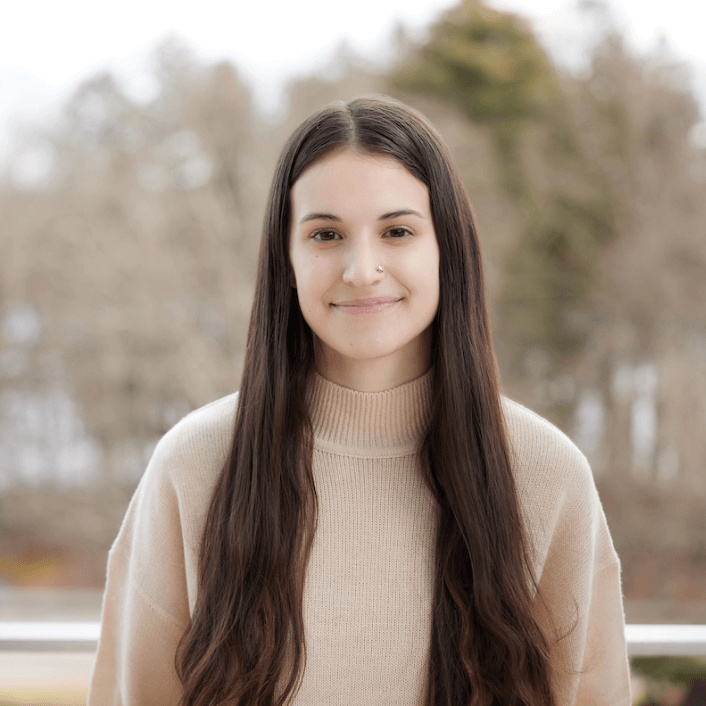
[384,227,412,239]
[312,229,341,242]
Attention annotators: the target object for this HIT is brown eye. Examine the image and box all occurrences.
[313,230,340,242]
[385,227,412,239]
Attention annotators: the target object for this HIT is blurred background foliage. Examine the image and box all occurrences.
[0,0,705,635]
[394,0,620,367]
[630,657,706,705]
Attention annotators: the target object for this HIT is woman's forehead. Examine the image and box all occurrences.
[290,148,431,223]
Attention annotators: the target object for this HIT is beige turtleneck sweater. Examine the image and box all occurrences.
[88,371,631,705]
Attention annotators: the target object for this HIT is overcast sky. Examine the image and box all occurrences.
[2,0,706,167]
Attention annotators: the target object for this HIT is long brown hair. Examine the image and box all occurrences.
[176,96,556,706]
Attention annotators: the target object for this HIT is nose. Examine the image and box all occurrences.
[342,238,383,288]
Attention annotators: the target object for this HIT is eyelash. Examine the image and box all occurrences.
[311,227,413,242]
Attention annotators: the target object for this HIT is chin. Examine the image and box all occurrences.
[332,340,415,364]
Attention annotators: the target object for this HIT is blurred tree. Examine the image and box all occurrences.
[576,34,706,328]
[570,33,706,495]
[393,0,620,372]
[394,0,552,196]
[0,37,266,486]
[0,38,273,582]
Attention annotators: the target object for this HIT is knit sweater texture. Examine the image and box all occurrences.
[88,370,631,705]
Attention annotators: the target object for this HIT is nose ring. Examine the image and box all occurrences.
[376,266,384,273]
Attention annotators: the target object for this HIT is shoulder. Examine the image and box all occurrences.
[145,392,239,498]
[501,396,593,495]
[501,397,618,574]
[105,393,239,624]
[152,392,239,464]
[117,392,239,600]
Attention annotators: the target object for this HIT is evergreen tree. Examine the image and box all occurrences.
[393,0,619,370]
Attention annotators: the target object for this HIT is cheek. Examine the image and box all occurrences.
[410,244,440,298]
[291,255,325,306]
[289,249,308,290]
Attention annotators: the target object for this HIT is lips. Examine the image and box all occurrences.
[332,296,401,315]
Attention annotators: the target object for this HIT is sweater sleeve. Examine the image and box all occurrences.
[503,399,632,706]
[541,492,631,706]
[87,394,236,705]
[572,560,632,706]
[87,438,190,705]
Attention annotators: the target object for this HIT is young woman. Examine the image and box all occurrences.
[88,96,631,706]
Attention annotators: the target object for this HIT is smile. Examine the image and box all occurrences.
[332,297,401,315]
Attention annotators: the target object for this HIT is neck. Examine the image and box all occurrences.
[313,330,432,392]
[307,366,434,453]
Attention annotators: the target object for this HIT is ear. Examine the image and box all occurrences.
[289,268,297,289]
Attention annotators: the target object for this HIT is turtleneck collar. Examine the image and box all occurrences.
[306,369,434,457]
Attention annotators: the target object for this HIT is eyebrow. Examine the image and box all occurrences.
[299,212,342,224]
[298,208,425,225]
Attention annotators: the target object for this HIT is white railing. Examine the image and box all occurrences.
[625,624,706,657]
[0,622,706,656]
[0,621,99,651]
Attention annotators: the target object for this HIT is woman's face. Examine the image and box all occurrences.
[289,147,440,385]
